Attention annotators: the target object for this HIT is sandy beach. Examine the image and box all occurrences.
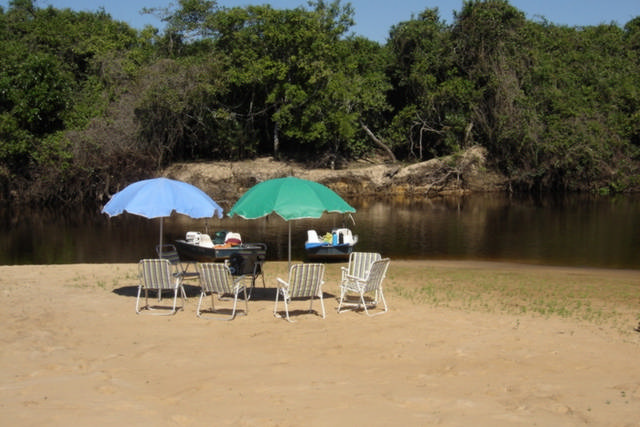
[1,260,639,426]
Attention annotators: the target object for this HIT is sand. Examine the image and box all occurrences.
[0,261,639,426]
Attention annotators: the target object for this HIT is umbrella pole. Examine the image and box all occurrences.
[288,221,292,270]
[158,218,164,303]
[159,218,163,257]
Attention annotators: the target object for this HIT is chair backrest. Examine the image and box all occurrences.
[197,263,234,294]
[228,250,265,276]
[347,252,382,279]
[287,263,325,298]
[362,258,390,293]
[139,259,175,290]
[156,244,181,265]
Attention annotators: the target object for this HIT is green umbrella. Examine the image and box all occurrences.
[228,177,356,265]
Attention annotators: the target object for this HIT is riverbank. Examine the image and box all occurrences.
[1,260,638,425]
[164,146,508,210]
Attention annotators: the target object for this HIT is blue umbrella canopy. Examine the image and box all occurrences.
[102,177,223,219]
[102,177,223,253]
[228,177,355,265]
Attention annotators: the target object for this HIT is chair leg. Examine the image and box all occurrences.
[278,292,296,323]
[377,288,389,314]
[197,291,221,319]
[361,293,371,316]
[169,287,178,315]
[337,285,360,314]
[306,295,325,319]
[135,285,144,314]
[273,289,281,317]
[242,286,249,315]
[274,288,294,321]
[275,289,324,322]
[229,293,239,320]
[196,291,207,318]
[138,288,179,316]
[318,294,326,319]
[362,289,388,317]
[226,286,248,320]
[198,289,246,321]
[283,295,293,322]
[337,286,347,313]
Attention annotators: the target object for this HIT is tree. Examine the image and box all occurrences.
[386,8,475,161]
[209,2,355,159]
[450,0,545,188]
[0,0,150,203]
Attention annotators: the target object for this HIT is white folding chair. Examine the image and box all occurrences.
[136,259,185,315]
[274,263,326,322]
[338,258,390,316]
[196,263,248,320]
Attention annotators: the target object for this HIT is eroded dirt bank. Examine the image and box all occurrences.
[165,146,507,208]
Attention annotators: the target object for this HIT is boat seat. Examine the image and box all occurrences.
[307,230,321,243]
[335,228,354,244]
[186,231,200,243]
[225,232,242,245]
[213,230,227,244]
[199,234,215,248]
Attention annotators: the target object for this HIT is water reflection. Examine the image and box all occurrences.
[0,194,638,269]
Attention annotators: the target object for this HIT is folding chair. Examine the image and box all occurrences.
[274,263,326,322]
[196,262,248,320]
[156,244,198,281]
[341,251,381,283]
[338,258,390,316]
[136,259,185,315]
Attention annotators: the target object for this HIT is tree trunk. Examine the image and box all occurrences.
[273,122,280,160]
[360,122,396,162]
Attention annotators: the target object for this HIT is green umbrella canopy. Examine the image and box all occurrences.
[228,177,355,266]
[228,177,355,220]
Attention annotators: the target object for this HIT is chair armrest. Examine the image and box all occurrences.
[232,276,246,289]
[345,273,364,282]
[276,277,289,288]
[173,276,182,288]
[342,274,365,292]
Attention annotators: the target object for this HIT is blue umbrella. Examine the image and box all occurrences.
[102,177,223,254]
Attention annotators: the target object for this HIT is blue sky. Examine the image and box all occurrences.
[3,0,639,43]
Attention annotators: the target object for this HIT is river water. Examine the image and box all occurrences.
[1,193,638,269]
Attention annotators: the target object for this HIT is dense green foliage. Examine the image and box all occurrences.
[1,0,639,204]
